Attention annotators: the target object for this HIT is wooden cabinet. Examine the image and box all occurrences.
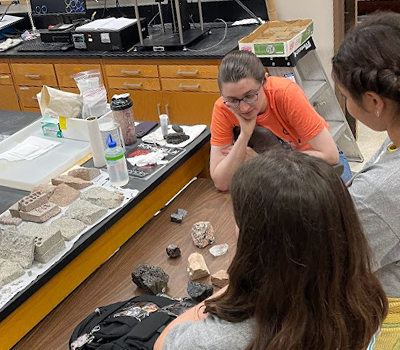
[12,63,57,87]
[54,63,101,88]
[0,85,20,111]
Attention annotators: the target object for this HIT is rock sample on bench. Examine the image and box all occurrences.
[81,187,124,209]
[0,258,24,289]
[211,270,229,288]
[209,243,228,257]
[166,243,181,258]
[0,214,22,226]
[51,216,86,241]
[31,184,56,199]
[191,221,215,248]
[170,208,188,224]
[19,202,61,223]
[68,167,101,181]
[131,262,169,295]
[8,203,20,218]
[49,183,80,207]
[18,191,48,212]
[19,223,65,263]
[0,229,35,268]
[65,199,108,225]
[187,281,213,302]
[187,253,210,280]
[51,175,92,190]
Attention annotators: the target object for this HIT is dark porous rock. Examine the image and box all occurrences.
[170,212,183,223]
[166,244,181,258]
[176,208,188,217]
[131,262,169,295]
[172,124,183,133]
[165,132,190,145]
[187,281,213,302]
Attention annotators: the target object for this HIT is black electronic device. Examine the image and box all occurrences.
[30,0,86,15]
[17,39,73,52]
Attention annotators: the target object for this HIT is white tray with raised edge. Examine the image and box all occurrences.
[0,120,91,191]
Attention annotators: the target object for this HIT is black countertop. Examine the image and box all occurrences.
[0,24,257,60]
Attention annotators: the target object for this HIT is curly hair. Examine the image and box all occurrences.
[332,11,400,109]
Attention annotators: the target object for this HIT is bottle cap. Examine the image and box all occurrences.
[106,134,117,148]
[111,93,133,110]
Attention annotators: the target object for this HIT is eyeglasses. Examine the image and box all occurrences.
[222,82,263,109]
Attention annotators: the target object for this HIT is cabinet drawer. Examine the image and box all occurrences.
[54,64,101,88]
[0,63,10,74]
[18,86,42,108]
[108,77,161,91]
[159,65,218,79]
[0,85,20,111]
[105,65,158,78]
[0,73,13,85]
[12,64,57,86]
[161,78,219,92]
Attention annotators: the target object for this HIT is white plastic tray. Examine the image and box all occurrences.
[0,120,91,191]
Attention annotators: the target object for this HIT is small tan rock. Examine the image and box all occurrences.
[31,184,56,199]
[51,175,92,190]
[19,202,61,223]
[49,183,80,207]
[0,214,22,226]
[211,270,229,288]
[18,191,48,212]
[9,203,20,218]
[187,253,210,280]
[68,167,100,181]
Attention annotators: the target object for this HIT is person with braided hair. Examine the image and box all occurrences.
[332,10,400,348]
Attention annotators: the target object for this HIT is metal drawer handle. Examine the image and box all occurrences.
[123,82,143,87]
[32,96,38,100]
[0,75,10,79]
[177,70,198,75]
[121,70,141,75]
[25,74,41,79]
[179,83,200,89]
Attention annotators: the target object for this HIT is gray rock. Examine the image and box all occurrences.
[51,216,86,241]
[166,244,181,258]
[0,229,35,269]
[165,132,190,144]
[81,187,124,209]
[172,124,183,133]
[191,221,215,248]
[170,212,183,223]
[35,239,65,264]
[176,208,188,217]
[65,199,108,225]
[131,262,169,295]
[0,258,24,289]
[187,281,213,302]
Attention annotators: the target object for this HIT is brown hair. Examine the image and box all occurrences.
[218,50,266,90]
[205,148,387,350]
[332,11,400,110]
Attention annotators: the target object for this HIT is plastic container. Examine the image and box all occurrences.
[105,134,129,187]
[110,93,137,146]
[159,114,169,137]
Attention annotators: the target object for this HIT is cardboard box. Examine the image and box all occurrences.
[238,19,314,58]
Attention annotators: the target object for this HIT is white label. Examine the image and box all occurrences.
[101,33,111,43]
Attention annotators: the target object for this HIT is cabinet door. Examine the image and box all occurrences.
[12,64,57,87]
[162,91,219,125]
[18,86,42,108]
[0,85,20,111]
[109,89,162,122]
[54,64,101,88]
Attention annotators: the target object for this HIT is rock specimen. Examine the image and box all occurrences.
[8,203,20,218]
[187,281,213,302]
[165,132,190,145]
[191,221,215,248]
[81,187,124,209]
[209,243,229,257]
[49,183,80,207]
[18,192,48,212]
[0,258,24,289]
[19,202,61,223]
[131,262,169,295]
[68,167,100,181]
[170,208,188,224]
[31,184,56,199]
[172,124,183,133]
[0,214,22,226]
[51,175,92,190]
[187,253,210,280]
[166,244,181,258]
[51,217,86,241]
[0,230,35,268]
[65,199,107,225]
[211,270,229,288]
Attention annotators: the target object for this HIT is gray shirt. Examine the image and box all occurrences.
[348,137,400,297]
[162,315,255,350]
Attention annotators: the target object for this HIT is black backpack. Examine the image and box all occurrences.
[69,295,197,350]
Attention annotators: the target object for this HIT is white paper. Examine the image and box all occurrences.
[76,17,137,32]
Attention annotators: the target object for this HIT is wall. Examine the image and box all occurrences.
[274,0,334,83]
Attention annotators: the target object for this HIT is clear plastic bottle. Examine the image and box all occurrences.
[105,134,129,187]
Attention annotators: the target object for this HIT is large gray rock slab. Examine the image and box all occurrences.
[81,187,124,209]
[65,199,108,225]
[0,258,24,289]
[51,216,86,241]
[0,229,35,269]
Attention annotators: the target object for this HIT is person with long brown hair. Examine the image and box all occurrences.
[154,148,387,350]
[332,10,400,349]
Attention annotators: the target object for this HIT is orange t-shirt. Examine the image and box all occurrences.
[210,76,329,151]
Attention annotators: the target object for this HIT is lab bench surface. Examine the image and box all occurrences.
[0,110,211,350]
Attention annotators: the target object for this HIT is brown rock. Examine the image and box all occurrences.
[211,270,229,288]
[19,202,61,223]
[68,167,101,181]
[18,191,48,212]
[9,203,20,218]
[31,184,56,199]
[191,221,215,248]
[49,183,80,207]
[51,175,92,190]
[187,253,210,280]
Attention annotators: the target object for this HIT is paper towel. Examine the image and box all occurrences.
[86,117,106,167]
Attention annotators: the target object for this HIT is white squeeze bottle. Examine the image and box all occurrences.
[105,133,129,187]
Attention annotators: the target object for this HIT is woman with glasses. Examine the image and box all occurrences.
[210,50,350,191]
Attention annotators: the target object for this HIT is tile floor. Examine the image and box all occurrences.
[349,121,388,173]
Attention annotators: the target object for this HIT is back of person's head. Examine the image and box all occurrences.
[332,11,400,109]
[205,148,387,350]
[218,50,265,90]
